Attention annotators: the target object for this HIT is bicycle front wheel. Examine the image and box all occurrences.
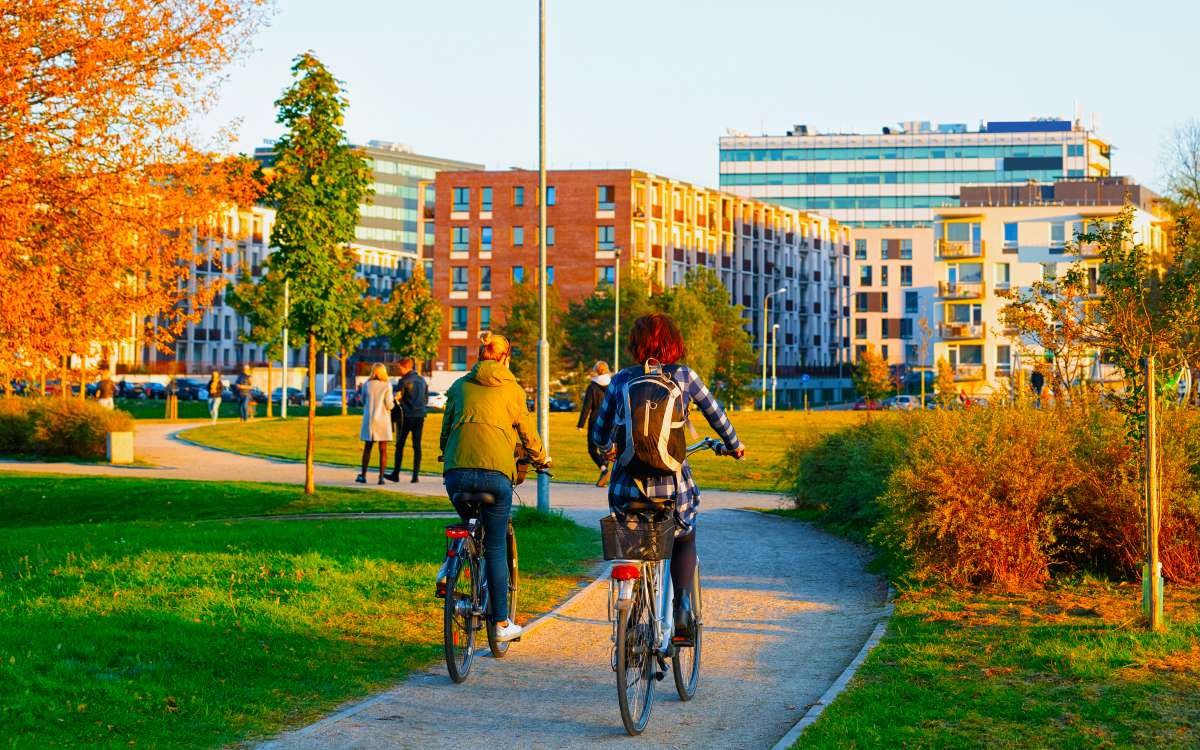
[672,566,702,701]
[486,522,519,658]
[615,589,656,735]
[444,556,478,683]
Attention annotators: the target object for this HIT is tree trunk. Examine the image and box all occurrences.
[266,363,273,418]
[60,355,67,400]
[340,349,347,416]
[305,334,317,495]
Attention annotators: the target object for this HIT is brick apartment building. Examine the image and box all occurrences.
[430,169,854,405]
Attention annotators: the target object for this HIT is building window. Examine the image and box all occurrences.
[512,265,525,284]
[512,226,524,246]
[900,318,914,339]
[480,306,491,330]
[481,187,493,212]
[597,185,615,210]
[881,294,889,313]
[994,262,1010,290]
[880,266,889,286]
[452,226,470,251]
[451,306,468,332]
[859,266,872,286]
[855,318,867,339]
[854,238,867,260]
[452,187,470,212]
[480,226,493,251]
[597,265,614,285]
[1003,222,1018,250]
[547,266,555,284]
[900,265,912,287]
[597,225,615,251]
[855,292,869,312]
[997,343,1012,365]
[479,266,492,292]
[1042,262,1057,282]
[513,186,524,206]
[450,346,468,371]
[546,226,555,246]
[881,345,889,360]
[547,186,556,205]
[452,266,468,292]
[1050,221,1065,252]
[901,239,912,259]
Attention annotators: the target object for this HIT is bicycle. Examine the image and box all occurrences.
[440,465,548,683]
[603,437,728,736]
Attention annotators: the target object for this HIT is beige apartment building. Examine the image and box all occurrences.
[931,177,1166,397]
[849,226,937,373]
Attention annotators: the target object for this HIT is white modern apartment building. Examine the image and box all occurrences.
[719,118,1112,227]
[849,227,937,371]
[931,177,1166,397]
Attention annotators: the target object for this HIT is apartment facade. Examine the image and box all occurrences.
[849,227,937,370]
[718,118,1111,227]
[931,177,1165,397]
[430,169,852,404]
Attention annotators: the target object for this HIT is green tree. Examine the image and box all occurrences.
[318,263,379,416]
[383,266,443,371]
[499,280,564,387]
[225,267,285,418]
[563,273,652,374]
[934,356,957,407]
[657,283,716,381]
[264,53,373,494]
[853,344,892,412]
[682,268,755,406]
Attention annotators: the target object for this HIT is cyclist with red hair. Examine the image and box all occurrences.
[591,313,745,635]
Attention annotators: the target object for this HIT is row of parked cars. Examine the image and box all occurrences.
[853,394,989,411]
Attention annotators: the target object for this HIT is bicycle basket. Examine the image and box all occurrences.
[600,514,675,561]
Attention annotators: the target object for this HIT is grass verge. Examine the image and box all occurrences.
[0,474,599,749]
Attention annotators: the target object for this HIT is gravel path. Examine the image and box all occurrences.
[5,421,890,748]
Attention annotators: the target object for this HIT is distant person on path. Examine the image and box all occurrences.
[591,313,745,637]
[96,372,115,410]
[386,357,427,484]
[1030,367,1045,409]
[357,363,395,485]
[235,365,254,422]
[207,371,223,424]
[165,376,179,419]
[577,360,612,486]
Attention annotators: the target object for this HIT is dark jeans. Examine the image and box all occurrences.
[585,421,606,469]
[239,398,250,421]
[444,468,513,622]
[671,530,697,595]
[393,415,424,478]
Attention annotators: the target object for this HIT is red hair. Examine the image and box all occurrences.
[629,314,685,365]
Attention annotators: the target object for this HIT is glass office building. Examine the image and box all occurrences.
[719,120,1112,227]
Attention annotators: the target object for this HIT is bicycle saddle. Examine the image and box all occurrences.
[452,491,496,506]
[619,497,674,514]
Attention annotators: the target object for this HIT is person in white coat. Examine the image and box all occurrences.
[357,363,395,484]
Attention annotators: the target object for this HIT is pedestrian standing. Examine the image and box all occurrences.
[235,365,254,422]
[97,371,116,410]
[1030,367,1045,409]
[165,376,179,419]
[207,370,223,424]
[386,356,428,483]
[577,360,612,486]
[358,363,395,485]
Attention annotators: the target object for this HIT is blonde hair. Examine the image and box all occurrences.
[593,361,610,375]
[370,362,389,381]
[478,331,512,362]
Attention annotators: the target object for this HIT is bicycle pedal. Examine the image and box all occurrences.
[654,670,666,682]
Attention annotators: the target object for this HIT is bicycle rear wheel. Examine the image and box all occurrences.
[615,588,656,735]
[486,522,519,658]
[443,555,478,683]
[672,566,702,701]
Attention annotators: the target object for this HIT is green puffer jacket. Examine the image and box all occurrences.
[440,360,546,482]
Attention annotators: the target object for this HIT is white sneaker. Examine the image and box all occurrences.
[493,619,523,642]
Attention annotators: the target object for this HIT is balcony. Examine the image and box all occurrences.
[1077,241,1103,258]
[953,364,985,381]
[939,322,986,340]
[936,281,985,299]
[994,363,1013,378]
[938,239,984,259]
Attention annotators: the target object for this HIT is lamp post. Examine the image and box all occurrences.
[613,246,621,370]
[761,286,786,410]
[771,323,780,411]
[535,0,550,513]
[281,278,289,420]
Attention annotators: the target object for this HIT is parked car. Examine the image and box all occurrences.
[426,390,448,411]
[549,392,576,412]
[320,389,361,408]
[250,388,268,404]
[271,387,306,406]
[851,399,883,411]
[143,382,167,400]
[119,381,146,399]
[174,378,209,401]
[882,394,921,411]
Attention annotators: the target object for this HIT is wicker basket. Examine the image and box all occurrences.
[600,514,675,561]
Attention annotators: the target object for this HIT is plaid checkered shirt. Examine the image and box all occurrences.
[590,364,742,535]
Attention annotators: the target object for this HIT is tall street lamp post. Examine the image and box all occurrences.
[281,278,290,420]
[760,286,786,410]
[771,323,780,411]
[535,0,551,513]
[613,247,621,370]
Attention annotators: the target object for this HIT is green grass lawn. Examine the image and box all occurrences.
[114,398,361,421]
[0,474,599,749]
[797,582,1200,749]
[180,410,862,492]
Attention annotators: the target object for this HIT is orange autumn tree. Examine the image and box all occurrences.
[0,0,268,386]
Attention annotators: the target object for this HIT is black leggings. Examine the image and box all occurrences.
[671,531,697,595]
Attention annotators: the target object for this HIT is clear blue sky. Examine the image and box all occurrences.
[204,0,1198,190]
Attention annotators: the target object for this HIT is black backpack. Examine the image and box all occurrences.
[616,360,687,478]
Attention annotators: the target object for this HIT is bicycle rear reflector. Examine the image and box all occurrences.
[445,526,470,539]
[610,564,641,580]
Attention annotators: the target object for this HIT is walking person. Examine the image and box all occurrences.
[96,371,116,410]
[357,363,395,485]
[386,357,427,483]
[1030,367,1045,409]
[207,370,223,424]
[577,360,612,486]
[235,365,254,422]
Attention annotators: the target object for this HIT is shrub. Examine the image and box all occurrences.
[0,398,133,459]
[0,399,35,453]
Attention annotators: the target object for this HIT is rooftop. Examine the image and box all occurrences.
[723,118,1094,139]
[956,177,1160,212]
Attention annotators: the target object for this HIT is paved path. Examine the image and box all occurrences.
[4,422,890,748]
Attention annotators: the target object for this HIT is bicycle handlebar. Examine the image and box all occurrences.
[686,437,732,457]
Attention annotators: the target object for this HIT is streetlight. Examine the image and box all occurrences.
[281,278,289,420]
[771,323,780,411]
[761,286,786,410]
[535,0,550,513]
[613,246,621,370]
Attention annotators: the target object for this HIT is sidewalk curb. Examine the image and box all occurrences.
[255,561,609,748]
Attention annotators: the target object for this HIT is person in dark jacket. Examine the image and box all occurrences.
[386,357,428,483]
[234,365,254,422]
[577,360,612,486]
